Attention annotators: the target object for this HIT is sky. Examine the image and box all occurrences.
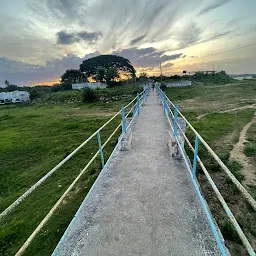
[0,0,256,86]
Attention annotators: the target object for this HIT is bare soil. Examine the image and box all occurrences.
[230,112,256,185]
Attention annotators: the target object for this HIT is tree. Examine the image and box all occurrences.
[105,67,118,84]
[61,69,87,84]
[96,67,106,82]
[5,80,18,91]
[80,55,136,79]
[139,72,147,78]
[4,80,10,87]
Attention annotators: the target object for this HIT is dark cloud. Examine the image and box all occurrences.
[162,63,174,68]
[113,47,182,67]
[57,31,77,45]
[198,0,232,16]
[57,30,102,45]
[0,47,183,85]
[0,52,100,86]
[130,35,147,45]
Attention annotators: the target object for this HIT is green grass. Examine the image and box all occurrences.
[33,84,143,104]
[227,160,244,182]
[244,122,256,167]
[0,91,133,255]
[95,84,143,97]
[165,80,256,255]
[165,80,256,117]
[248,185,256,200]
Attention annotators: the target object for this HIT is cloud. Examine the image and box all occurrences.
[198,30,234,44]
[162,62,174,68]
[130,35,147,45]
[175,23,203,49]
[198,0,232,16]
[56,30,102,45]
[173,22,234,50]
[0,47,183,85]
[113,47,183,68]
[0,52,100,86]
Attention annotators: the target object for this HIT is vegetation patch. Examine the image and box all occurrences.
[0,88,133,255]
[166,80,256,255]
[244,121,256,160]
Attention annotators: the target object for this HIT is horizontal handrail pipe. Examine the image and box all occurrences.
[14,86,151,255]
[156,85,256,256]
[0,87,150,220]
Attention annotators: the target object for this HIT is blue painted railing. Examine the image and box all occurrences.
[156,85,256,256]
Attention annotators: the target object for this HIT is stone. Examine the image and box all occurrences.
[118,128,132,151]
[168,131,184,160]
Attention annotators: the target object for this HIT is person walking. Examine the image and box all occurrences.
[152,83,155,92]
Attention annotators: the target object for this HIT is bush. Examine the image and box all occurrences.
[106,81,122,88]
[82,87,98,102]
[160,83,167,90]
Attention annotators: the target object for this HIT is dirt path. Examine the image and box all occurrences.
[230,112,256,185]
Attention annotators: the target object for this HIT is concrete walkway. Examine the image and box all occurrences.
[53,91,221,256]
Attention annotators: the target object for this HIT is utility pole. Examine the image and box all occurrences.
[160,62,163,83]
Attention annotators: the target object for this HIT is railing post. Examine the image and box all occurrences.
[164,92,167,114]
[121,104,127,133]
[173,105,178,136]
[167,102,171,117]
[192,136,199,178]
[132,103,135,117]
[137,93,140,116]
[97,132,104,168]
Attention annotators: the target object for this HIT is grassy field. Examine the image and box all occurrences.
[0,85,141,255]
[1,81,255,255]
[165,80,256,255]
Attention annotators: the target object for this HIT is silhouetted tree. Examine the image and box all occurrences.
[61,69,87,84]
[4,80,10,87]
[96,67,106,82]
[105,67,118,84]
[80,55,136,79]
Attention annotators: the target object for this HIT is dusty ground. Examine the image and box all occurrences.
[230,112,256,185]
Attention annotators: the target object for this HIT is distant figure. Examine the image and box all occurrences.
[152,83,155,91]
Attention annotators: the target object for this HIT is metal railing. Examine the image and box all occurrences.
[1,86,150,255]
[156,86,256,256]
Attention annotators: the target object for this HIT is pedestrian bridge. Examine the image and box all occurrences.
[2,87,255,256]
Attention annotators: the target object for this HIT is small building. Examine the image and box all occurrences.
[166,80,192,87]
[72,82,107,90]
[0,91,30,104]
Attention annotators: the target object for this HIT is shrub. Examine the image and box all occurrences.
[82,87,98,102]
[106,81,122,88]
[160,83,167,90]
